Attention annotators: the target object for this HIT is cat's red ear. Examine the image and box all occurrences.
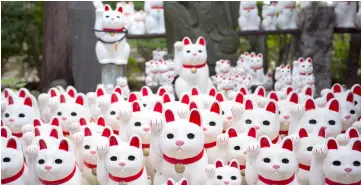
[60,94,66,103]
[305,87,313,97]
[215,160,223,168]
[132,101,141,112]
[256,87,265,97]
[327,138,338,150]
[215,92,224,102]
[328,99,339,113]
[189,102,198,110]
[235,93,244,104]
[289,92,298,104]
[75,95,84,106]
[111,93,119,104]
[33,119,42,127]
[282,138,293,151]
[248,127,256,138]
[245,99,253,110]
[299,57,305,63]
[298,128,308,138]
[191,87,199,96]
[50,88,58,97]
[167,179,174,185]
[67,88,76,98]
[326,92,334,102]
[18,89,26,98]
[306,57,312,63]
[158,87,167,97]
[318,127,326,138]
[181,94,190,104]
[59,139,69,152]
[24,97,33,107]
[352,84,361,96]
[109,135,119,146]
[305,99,316,111]
[197,37,206,46]
[346,92,354,103]
[210,102,220,114]
[257,53,263,58]
[50,128,58,139]
[183,37,191,45]
[96,88,104,97]
[128,93,137,102]
[352,140,361,153]
[163,93,171,103]
[1,127,8,138]
[229,160,239,169]
[348,128,359,139]
[265,101,276,114]
[4,89,10,98]
[113,86,122,96]
[104,4,111,11]
[7,138,17,149]
[332,83,342,93]
[117,6,123,13]
[51,117,60,126]
[227,127,238,138]
[208,87,216,97]
[180,179,188,185]
[153,102,163,113]
[35,127,40,137]
[129,135,141,148]
[102,127,112,138]
[39,139,47,150]
[189,109,201,127]
[286,87,293,95]
[8,96,14,105]
[79,117,87,126]
[240,87,248,95]
[84,127,92,137]
[269,92,278,102]
[141,87,150,97]
[165,109,175,123]
[260,136,271,148]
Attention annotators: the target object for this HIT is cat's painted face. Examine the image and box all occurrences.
[299,57,313,74]
[139,87,161,110]
[237,100,280,140]
[102,5,126,29]
[218,78,235,91]
[280,65,291,76]
[351,84,361,118]
[323,139,361,184]
[241,77,252,89]
[256,137,297,180]
[200,102,223,143]
[36,138,75,181]
[181,37,207,65]
[105,135,144,176]
[103,93,131,129]
[277,92,298,124]
[248,53,263,69]
[304,74,315,85]
[116,77,128,86]
[211,160,242,185]
[160,109,204,158]
[215,93,234,129]
[1,137,24,178]
[218,60,231,73]
[3,96,39,133]
[148,1,164,17]
[334,92,358,126]
[122,2,134,15]
[127,101,151,143]
[225,127,257,163]
[299,99,342,137]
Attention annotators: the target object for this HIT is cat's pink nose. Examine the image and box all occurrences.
[272,164,280,169]
[143,128,150,132]
[203,127,207,131]
[345,115,351,120]
[90,150,96,155]
[119,162,126,166]
[192,53,197,56]
[44,165,52,170]
[226,116,232,120]
[344,168,352,172]
[283,115,289,119]
[8,118,14,122]
[116,116,120,120]
[176,140,185,146]
[62,117,67,121]
[254,126,260,130]
[224,181,230,185]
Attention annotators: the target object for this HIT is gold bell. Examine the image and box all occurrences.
[109,32,115,37]
[114,42,118,51]
[191,67,197,73]
[143,148,150,156]
[241,169,246,176]
[175,163,185,173]
[92,168,97,176]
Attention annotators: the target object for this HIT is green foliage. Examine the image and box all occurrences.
[1,78,27,90]
[126,57,143,90]
[331,34,350,83]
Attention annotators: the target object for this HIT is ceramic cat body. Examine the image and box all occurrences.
[245,53,265,86]
[261,5,277,30]
[238,1,261,31]
[94,3,130,65]
[263,72,273,91]
[351,84,361,120]
[332,92,358,132]
[116,1,135,29]
[173,37,212,99]
[205,160,242,185]
[277,1,298,29]
[215,60,231,77]
[116,76,131,98]
[217,77,236,100]
[144,1,165,34]
[334,1,357,28]
[236,58,247,77]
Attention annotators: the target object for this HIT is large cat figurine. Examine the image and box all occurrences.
[238,1,261,31]
[144,1,165,34]
[205,160,242,185]
[174,37,212,99]
[129,10,146,35]
[93,2,130,65]
[333,1,357,28]
[246,53,265,86]
[277,1,298,29]
[261,4,277,30]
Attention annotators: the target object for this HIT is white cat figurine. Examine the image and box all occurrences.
[238,1,261,31]
[334,1,357,28]
[116,76,131,98]
[261,4,277,30]
[277,1,298,29]
[205,160,242,185]
[129,10,146,35]
[144,1,165,34]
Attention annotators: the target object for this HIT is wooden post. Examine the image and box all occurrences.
[345,34,361,87]
[69,2,101,93]
[297,6,335,96]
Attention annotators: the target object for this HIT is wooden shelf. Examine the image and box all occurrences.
[333,28,361,33]
[128,34,166,39]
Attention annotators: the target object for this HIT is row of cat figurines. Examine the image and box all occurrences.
[239,1,361,31]
[2,85,361,185]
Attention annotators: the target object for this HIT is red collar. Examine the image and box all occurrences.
[63,131,70,136]
[1,163,25,184]
[113,130,119,135]
[325,178,361,185]
[39,165,76,185]
[240,164,246,170]
[163,149,204,165]
[299,163,310,171]
[151,6,163,9]
[258,173,295,185]
[183,62,207,69]
[204,141,217,149]
[271,135,279,144]
[341,130,346,134]
[279,130,289,135]
[285,6,296,9]
[299,72,311,76]
[251,66,263,71]
[84,161,97,169]
[243,7,255,11]
[109,167,144,183]
[142,143,150,149]
[12,132,23,138]
[103,27,124,32]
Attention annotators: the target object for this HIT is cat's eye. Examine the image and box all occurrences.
[117,16,120,18]
[217,175,222,180]
[128,155,135,161]
[332,160,341,166]
[350,110,355,114]
[55,159,63,164]
[309,119,317,125]
[3,157,10,162]
[234,146,240,150]
[167,133,174,139]
[281,158,289,164]
[186,50,191,53]
[328,120,336,125]
[263,158,271,163]
[38,159,45,164]
[110,111,116,115]
[209,121,216,126]
[353,161,360,166]
[355,101,358,106]
[19,113,25,118]
[262,120,270,126]
[134,122,141,127]
[106,15,110,18]
[71,112,77,116]
[84,145,90,150]
[231,176,237,180]
[278,111,281,115]
[4,113,9,118]
[245,119,252,124]
[198,50,202,53]
[302,65,305,68]
[187,133,195,139]
[57,112,62,116]
[110,156,117,161]
[307,146,313,151]
[143,104,147,107]
[222,111,225,115]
